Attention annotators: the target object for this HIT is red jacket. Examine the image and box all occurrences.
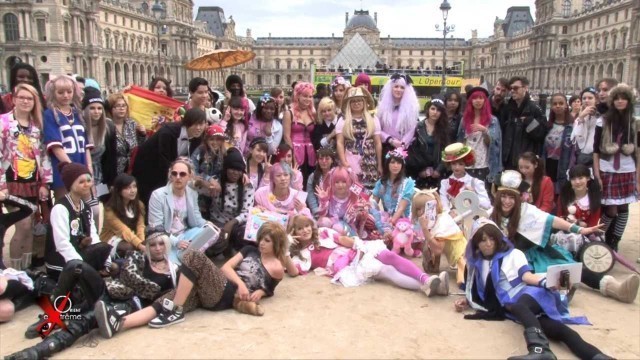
[532,176,555,213]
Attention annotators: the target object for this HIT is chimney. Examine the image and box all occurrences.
[246,28,251,38]
[345,12,349,26]
[374,12,377,24]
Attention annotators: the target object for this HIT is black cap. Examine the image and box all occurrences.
[81,87,104,110]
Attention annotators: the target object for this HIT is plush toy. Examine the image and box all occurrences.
[567,205,577,223]
[392,218,415,257]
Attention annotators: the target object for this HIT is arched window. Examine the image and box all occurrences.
[275,74,281,85]
[3,13,19,41]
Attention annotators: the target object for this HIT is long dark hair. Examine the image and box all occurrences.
[226,96,246,140]
[312,148,335,191]
[444,90,462,116]
[490,190,522,240]
[10,63,46,107]
[603,90,634,144]
[380,156,406,199]
[254,96,277,122]
[424,101,449,147]
[559,164,601,214]
[106,174,144,223]
[548,93,571,126]
[469,223,511,260]
[220,148,245,215]
[518,152,544,204]
[148,76,174,98]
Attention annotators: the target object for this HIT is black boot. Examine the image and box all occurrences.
[508,327,557,360]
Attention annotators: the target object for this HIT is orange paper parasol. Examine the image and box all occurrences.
[184,49,256,70]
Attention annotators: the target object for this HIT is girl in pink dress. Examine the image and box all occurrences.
[246,95,282,156]
[219,96,248,153]
[283,82,316,184]
[288,215,448,296]
[253,163,311,218]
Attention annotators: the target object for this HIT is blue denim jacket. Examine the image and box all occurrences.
[457,115,503,183]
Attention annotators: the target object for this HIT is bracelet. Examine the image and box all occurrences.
[569,224,582,234]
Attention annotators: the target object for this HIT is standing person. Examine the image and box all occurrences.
[224,74,256,114]
[207,148,255,255]
[306,147,335,217]
[1,63,46,112]
[0,193,37,270]
[595,78,619,115]
[246,94,282,156]
[571,87,600,166]
[148,76,174,98]
[593,84,639,252]
[283,82,316,183]
[219,96,248,152]
[311,97,338,150]
[313,83,328,110]
[245,138,271,190]
[330,76,350,116]
[457,86,502,192]
[147,159,218,264]
[501,76,548,170]
[543,93,573,193]
[406,99,449,189]
[489,78,509,122]
[335,87,383,189]
[444,90,463,143]
[271,87,288,122]
[173,78,209,126]
[81,87,107,225]
[0,84,52,269]
[104,93,146,182]
[376,74,419,153]
[43,75,93,200]
[568,95,581,120]
[518,152,555,214]
[100,174,146,254]
[132,108,206,206]
[456,219,612,360]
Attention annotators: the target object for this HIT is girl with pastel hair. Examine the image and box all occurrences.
[288,214,448,296]
[311,97,338,150]
[283,82,316,183]
[271,143,303,191]
[335,86,383,188]
[456,86,502,190]
[376,74,419,151]
[315,166,377,237]
[43,75,93,200]
[253,162,311,217]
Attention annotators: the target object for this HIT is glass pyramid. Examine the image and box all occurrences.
[329,33,380,68]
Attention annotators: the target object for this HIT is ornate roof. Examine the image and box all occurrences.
[345,10,378,32]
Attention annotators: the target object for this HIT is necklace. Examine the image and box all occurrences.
[57,107,74,124]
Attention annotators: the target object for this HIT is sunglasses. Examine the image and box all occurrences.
[170,171,188,178]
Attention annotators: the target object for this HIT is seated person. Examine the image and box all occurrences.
[100,174,146,256]
[253,162,311,217]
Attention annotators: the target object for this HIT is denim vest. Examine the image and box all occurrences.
[457,115,503,183]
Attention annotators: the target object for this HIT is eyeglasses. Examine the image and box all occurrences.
[16,96,34,102]
[113,104,127,109]
[510,86,523,91]
[170,171,188,178]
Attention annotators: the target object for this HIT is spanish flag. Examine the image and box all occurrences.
[123,86,184,129]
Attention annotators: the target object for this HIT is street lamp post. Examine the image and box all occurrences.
[152,0,165,77]
[435,0,454,93]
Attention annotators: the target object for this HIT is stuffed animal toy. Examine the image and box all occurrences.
[567,205,577,223]
[392,218,415,257]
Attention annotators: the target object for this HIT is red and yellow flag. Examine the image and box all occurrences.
[123,86,184,129]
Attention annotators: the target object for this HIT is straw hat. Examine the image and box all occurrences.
[441,143,474,165]
[343,86,376,113]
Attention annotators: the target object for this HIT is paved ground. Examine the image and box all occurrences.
[1,204,639,359]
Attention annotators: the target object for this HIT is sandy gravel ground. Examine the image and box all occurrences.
[1,205,639,359]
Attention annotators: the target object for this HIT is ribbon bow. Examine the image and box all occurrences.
[386,148,408,160]
[447,178,465,198]
[390,73,413,84]
[259,93,274,105]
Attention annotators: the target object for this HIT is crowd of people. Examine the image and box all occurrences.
[0,62,639,359]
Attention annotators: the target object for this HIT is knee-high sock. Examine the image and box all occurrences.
[374,265,422,290]
[613,210,629,238]
[376,250,428,284]
[600,213,615,233]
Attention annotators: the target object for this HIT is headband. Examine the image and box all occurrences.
[566,167,594,181]
[386,148,408,161]
[390,73,413,85]
[431,98,445,106]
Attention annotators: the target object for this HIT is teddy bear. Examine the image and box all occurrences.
[392,218,415,257]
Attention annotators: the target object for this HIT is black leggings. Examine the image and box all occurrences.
[508,294,602,359]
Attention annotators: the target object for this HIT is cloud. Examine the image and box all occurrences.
[197,0,537,39]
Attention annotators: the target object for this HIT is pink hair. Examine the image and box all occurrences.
[292,82,316,121]
[326,166,359,203]
[355,73,372,93]
[462,91,492,134]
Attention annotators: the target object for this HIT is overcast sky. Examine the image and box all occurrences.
[194,0,538,39]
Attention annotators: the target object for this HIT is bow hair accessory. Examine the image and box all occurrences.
[386,148,408,160]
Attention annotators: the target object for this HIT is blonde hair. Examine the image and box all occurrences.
[316,97,336,124]
[411,191,443,222]
[13,83,43,131]
[257,221,289,264]
[341,99,376,141]
[287,215,319,261]
[83,102,108,148]
[44,74,82,110]
[144,232,172,260]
